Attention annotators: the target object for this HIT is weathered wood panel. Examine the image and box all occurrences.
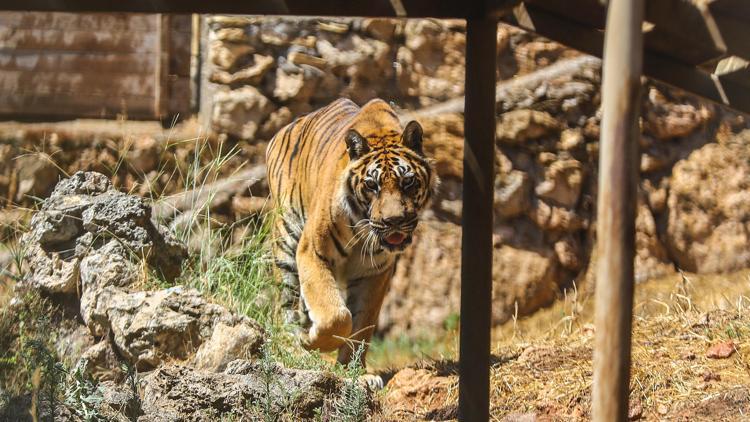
[0,52,156,73]
[0,27,159,53]
[0,12,158,31]
[0,11,191,120]
[0,70,157,96]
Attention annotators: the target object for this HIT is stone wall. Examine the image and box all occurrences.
[201,16,574,141]
[202,17,750,339]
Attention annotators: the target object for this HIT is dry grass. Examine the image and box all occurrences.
[381,270,750,421]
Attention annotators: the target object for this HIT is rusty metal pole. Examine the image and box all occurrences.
[592,0,644,421]
[459,14,497,422]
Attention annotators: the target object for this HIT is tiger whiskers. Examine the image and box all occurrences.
[346,219,370,249]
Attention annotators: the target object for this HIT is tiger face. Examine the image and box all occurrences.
[341,120,438,252]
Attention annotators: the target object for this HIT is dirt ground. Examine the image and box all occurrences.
[378,270,750,421]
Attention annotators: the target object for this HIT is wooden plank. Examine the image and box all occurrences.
[0,92,155,118]
[644,0,726,65]
[458,15,497,422]
[0,70,156,96]
[155,14,169,117]
[592,0,643,420]
[167,77,191,116]
[507,4,750,115]
[0,12,158,31]
[0,51,156,74]
[712,12,750,61]
[711,0,750,20]
[0,0,519,18]
[168,15,192,78]
[0,26,158,53]
[528,0,726,65]
[526,0,606,28]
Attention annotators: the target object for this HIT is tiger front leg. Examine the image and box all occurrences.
[296,236,352,352]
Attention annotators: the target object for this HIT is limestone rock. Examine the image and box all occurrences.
[559,128,584,150]
[139,362,350,420]
[210,54,274,85]
[288,51,327,70]
[495,170,531,218]
[22,169,187,296]
[192,321,264,372]
[380,220,564,336]
[635,203,674,282]
[21,240,80,293]
[666,135,750,273]
[496,110,561,145]
[361,18,398,42]
[211,86,274,139]
[90,286,262,370]
[210,41,254,71]
[535,159,583,208]
[14,153,59,202]
[126,136,161,174]
[273,64,322,103]
[258,106,293,140]
[643,86,714,140]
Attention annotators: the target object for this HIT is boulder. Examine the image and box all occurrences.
[643,86,714,140]
[14,153,59,202]
[138,361,351,421]
[534,158,584,208]
[496,110,561,145]
[495,170,531,218]
[88,286,263,370]
[380,220,564,336]
[210,54,274,86]
[666,134,750,273]
[211,86,275,140]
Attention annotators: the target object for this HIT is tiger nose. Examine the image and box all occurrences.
[384,212,416,227]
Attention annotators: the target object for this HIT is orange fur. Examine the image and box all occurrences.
[266,98,438,365]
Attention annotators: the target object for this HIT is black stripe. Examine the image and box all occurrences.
[330,231,348,257]
[279,240,296,257]
[314,248,333,267]
[288,114,316,175]
[274,259,298,274]
[282,218,300,242]
[296,184,306,218]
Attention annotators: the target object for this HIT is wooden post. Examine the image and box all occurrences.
[592,0,643,421]
[459,15,497,422]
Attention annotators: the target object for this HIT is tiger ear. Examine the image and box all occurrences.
[402,120,423,155]
[345,129,369,160]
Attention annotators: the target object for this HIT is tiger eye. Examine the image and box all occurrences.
[401,174,415,189]
[364,178,379,191]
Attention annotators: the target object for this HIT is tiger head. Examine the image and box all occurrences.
[341,119,438,252]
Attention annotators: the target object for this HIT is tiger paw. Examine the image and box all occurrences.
[303,307,352,352]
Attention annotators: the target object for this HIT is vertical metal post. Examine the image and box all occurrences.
[459,15,497,422]
[592,0,643,421]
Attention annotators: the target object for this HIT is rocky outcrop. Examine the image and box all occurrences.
[22,171,186,294]
[20,171,263,372]
[665,131,750,273]
[138,361,355,421]
[12,171,376,421]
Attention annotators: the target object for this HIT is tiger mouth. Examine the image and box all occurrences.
[380,231,413,251]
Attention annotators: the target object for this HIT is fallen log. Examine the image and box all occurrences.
[400,55,601,120]
[151,165,267,221]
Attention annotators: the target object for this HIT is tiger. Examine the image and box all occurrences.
[265,97,438,369]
